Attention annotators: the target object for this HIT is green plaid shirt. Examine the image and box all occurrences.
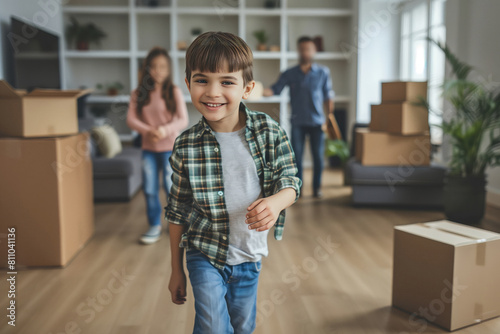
[164,102,302,270]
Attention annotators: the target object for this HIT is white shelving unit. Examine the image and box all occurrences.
[61,0,358,140]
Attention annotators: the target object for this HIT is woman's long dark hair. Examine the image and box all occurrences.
[136,47,176,116]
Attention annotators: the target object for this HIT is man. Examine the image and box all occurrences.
[264,36,335,198]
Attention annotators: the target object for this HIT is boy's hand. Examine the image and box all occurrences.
[245,197,281,232]
[168,270,187,305]
[246,188,297,232]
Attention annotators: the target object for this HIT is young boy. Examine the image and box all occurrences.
[165,31,302,334]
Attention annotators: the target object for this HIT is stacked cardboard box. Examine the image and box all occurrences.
[0,80,94,268]
[356,81,430,166]
[393,220,500,331]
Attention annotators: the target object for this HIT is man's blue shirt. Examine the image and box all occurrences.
[271,63,335,126]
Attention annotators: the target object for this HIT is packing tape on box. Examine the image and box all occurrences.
[417,223,487,266]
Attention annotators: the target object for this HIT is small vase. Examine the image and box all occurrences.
[76,41,89,50]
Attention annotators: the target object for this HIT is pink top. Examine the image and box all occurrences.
[126,85,189,152]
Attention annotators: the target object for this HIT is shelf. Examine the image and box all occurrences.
[286,51,348,60]
[63,6,129,14]
[65,50,130,58]
[286,8,352,17]
[87,94,130,103]
[244,8,281,16]
[134,7,172,14]
[252,51,282,59]
[176,7,239,15]
[136,14,170,51]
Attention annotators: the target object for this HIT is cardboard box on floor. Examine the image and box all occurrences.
[392,220,500,331]
[381,81,428,103]
[370,102,429,135]
[0,80,92,138]
[355,128,430,166]
[0,132,94,268]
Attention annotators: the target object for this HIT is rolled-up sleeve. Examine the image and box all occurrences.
[322,68,335,101]
[164,139,193,226]
[273,127,302,202]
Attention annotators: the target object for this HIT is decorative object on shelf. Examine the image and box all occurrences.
[65,16,107,51]
[177,40,188,50]
[422,39,500,224]
[247,81,264,101]
[96,82,124,96]
[253,30,268,51]
[147,0,159,7]
[264,0,280,8]
[269,45,280,52]
[191,28,202,44]
[313,36,324,52]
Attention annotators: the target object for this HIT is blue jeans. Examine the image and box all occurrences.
[186,249,262,334]
[141,149,172,227]
[291,124,325,192]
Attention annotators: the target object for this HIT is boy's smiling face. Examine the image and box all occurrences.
[185,61,255,132]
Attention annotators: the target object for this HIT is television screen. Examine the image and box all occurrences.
[9,16,61,90]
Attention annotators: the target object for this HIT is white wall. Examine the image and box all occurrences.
[0,0,63,81]
[446,0,500,208]
[356,0,401,123]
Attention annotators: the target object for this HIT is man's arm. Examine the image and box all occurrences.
[263,70,289,97]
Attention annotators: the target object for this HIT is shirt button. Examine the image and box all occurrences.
[214,147,219,152]
[222,236,227,240]
[218,191,224,196]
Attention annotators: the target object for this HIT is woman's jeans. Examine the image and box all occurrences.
[291,124,325,192]
[141,149,172,227]
[186,249,262,334]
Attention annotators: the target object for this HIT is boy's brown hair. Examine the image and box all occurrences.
[185,31,253,86]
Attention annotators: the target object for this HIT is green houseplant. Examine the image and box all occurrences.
[425,39,500,224]
[66,16,107,50]
[325,139,350,166]
[253,30,268,51]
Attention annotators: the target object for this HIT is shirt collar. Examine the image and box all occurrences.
[196,102,254,136]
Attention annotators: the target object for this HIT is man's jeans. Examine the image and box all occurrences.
[186,249,262,334]
[141,149,172,227]
[291,124,325,192]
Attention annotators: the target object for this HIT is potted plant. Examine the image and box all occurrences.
[96,82,124,96]
[424,39,500,224]
[65,16,107,50]
[253,30,268,51]
[325,139,350,166]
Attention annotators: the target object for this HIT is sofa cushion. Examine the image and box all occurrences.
[91,125,122,158]
[346,157,446,186]
[93,147,142,178]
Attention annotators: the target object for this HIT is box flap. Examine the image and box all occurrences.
[395,220,500,246]
[0,80,22,99]
[27,88,93,98]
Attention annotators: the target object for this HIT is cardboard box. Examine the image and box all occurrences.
[0,132,94,268]
[0,80,92,138]
[355,128,430,166]
[393,220,500,331]
[370,102,429,135]
[382,81,427,103]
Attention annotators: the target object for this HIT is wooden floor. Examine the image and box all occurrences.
[4,168,500,334]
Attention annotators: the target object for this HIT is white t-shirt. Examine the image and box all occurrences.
[213,126,269,265]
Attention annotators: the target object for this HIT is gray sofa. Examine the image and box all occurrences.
[344,123,446,208]
[79,118,142,201]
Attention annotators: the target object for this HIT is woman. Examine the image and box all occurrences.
[127,47,189,244]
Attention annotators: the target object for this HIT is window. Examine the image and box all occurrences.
[400,0,446,144]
